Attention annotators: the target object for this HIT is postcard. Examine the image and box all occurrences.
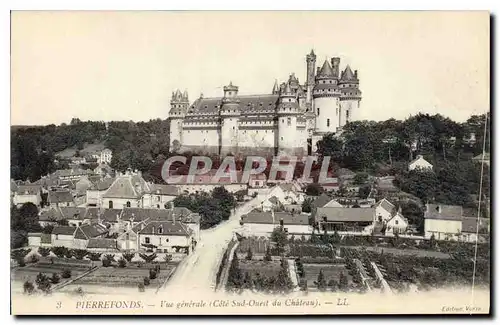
[10,10,490,315]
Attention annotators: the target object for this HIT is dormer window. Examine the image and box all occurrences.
[158,226,163,234]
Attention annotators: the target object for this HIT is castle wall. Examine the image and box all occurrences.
[340,99,359,124]
[314,97,341,134]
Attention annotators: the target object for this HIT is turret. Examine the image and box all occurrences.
[339,65,362,125]
[220,82,240,155]
[272,80,279,95]
[276,82,300,154]
[168,89,189,150]
[331,57,340,79]
[306,49,316,107]
[312,59,341,135]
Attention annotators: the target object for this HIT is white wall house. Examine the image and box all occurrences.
[385,212,408,235]
[142,184,180,209]
[137,221,193,253]
[375,198,396,222]
[51,226,77,248]
[13,185,43,207]
[424,204,463,240]
[102,171,151,209]
[409,155,433,171]
[98,149,113,164]
[241,211,311,237]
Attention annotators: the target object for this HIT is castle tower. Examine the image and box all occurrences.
[219,81,241,155]
[339,65,362,125]
[272,80,279,95]
[168,89,189,151]
[306,49,317,108]
[276,82,300,155]
[313,59,341,135]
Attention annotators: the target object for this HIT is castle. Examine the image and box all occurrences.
[168,50,362,156]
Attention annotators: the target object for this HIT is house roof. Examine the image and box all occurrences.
[268,196,279,205]
[186,94,279,116]
[241,211,309,226]
[472,153,490,161]
[149,184,181,196]
[48,190,74,204]
[74,223,108,240]
[85,207,101,220]
[316,207,375,223]
[39,208,64,221]
[87,238,118,249]
[462,217,489,234]
[15,185,42,195]
[121,207,200,224]
[59,207,87,220]
[138,220,192,236]
[52,226,77,236]
[279,183,297,193]
[311,194,333,209]
[100,209,124,223]
[90,177,115,191]
[103,173,151,199]
[409,155,432,167]
[41,233,52,244]
[340,65,355,81]
[376,198,395,214]
[52,168,94,178]
[424,204,463,221]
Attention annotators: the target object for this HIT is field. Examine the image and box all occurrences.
[302,263,352,291]
[71,262,177,289]
[350,246,451,259]
[238,260,282,277]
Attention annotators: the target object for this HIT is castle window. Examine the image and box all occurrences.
[327,119,330,127]
[281,137,284,140]
[282,119,284,123]
[346,110,350,120]
[317,108,320,115]
[288,99,291,102]
[126,201,131,208]
[287,118,291,126]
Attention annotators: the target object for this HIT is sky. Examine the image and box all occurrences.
[11,11,490,126]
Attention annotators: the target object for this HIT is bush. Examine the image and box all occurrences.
[30,254,39,264]
[17,258,26,267]
[35,273,51,293]
[23,281,35,295]
[104,254,115,262]
[88,252,102,261]
[122,252,135,262]
[51,246,68,258]
[61,269,72,278]
[11,248,30,261]
[102,259,112,267]
[138,283,145,292]
[264,247,272,262]
[51,273,61,284]
[72,249,88,260]
[139,253,157,263]
[64,249,73,259]
[245,248,253,260]
[38,247,51,257]
[118,257,127,268]
[149,268,157,280]
[143,277,150,286]
[164,254,173,263]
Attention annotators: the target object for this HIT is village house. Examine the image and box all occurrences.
[460,216,490,243]
[116,221,147,251]
[27,233,52,247]
[261,196,280,212]
[86,238,119,252]
[316,207,376,234]
[98,148,113,164]
[94,163,114,177]
[384,208,409,235]
[174,170,248,194]
[51,168,95,182]
[240,210,311,237]
[47,190,75,208]
[51,226,78,248]
[13,185,43,207]
[424,204,463,241]
[59,207,89,227]
[102,170,151,209]
[142,184,181,209]
[375,198,396,222]
[408,155,433,171]
[73,223,109,249]
[137,220,193,253]
[39,208,64,227]
[86,177,115,207]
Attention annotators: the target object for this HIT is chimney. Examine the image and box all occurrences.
[280,218,284,227]
[271,210,275,224]
[152,226,155,234]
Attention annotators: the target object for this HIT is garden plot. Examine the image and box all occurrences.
[11,258,91,283]
[238,260,282,278]
[302,264,352,290]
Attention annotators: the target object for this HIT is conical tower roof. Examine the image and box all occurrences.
[318,60,334,77]
[283,82,293,95]
[182,90,189,100]
[341,65,355,80]
[272,79,279,94]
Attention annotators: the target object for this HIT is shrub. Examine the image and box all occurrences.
[149,268,157,280]
[139,253,157,263]
[72,249,88,260]
[104,254,115,262]
[61,269,72,278]
[38,247,51,257]
[88,252,102,261]
[64,249,73,259]
[23,281,35,295]
[51,273,61,284]
[264,247,272,262]
[11,249,30,261]
[102,259,112,267]
[299,279,308,291]
[245,248,253,260]
[164,254,172,263]
[118,257,127,268]
[143,276,150,286]
[122,252,135,262]
[314,269,327,291]
[35,273,51,293]
[17,258,26,267]
[30,254,39,264]
[74,287,84,296]
[138,283,145,292]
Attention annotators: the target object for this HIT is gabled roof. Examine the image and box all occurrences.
[74,223,108,240]
[424,204,462,221]
[90,177,115,191]
[149,184,181,196]
[409,155,432,167]
[376,198,396,214]
[318,60,334,77]
[59,207,87,220]
[103,173,150,199]
[121,207,200,224]
[241,211,309,225]
[316,207,375,222]
[462,217,489,234]
[87,238,118,249]
[100,209,123,223]
[39,208,64,222]
[15,185,42,196]
[138,220,192,236]
[48,190,74,204]
[311,193,333,209]
[52,226,77,236]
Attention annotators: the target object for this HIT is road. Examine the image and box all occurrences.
[162,196,265,294]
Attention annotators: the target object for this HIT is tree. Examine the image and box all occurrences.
[275,265,294,293]
[339,271,348,291]
[301,198,313,213]
[118,257,127,268]
[227,252,243,290]
[358,184,372,199]
[51,246,69,258]
[50,273,61,284]
[23,281,35,295]
[61,269,72,278]
[122,252,135,262]
[314,269,327,291]
[264,247,272,262]
[35,272,51,293]
[164,254,173,263]
[331,230,341,244]
[88,252,102,261]
[353,172,369,185]
[270,227,287,255]
[242,272,253,290]
[305,183,323,196]
[245,247,253,261]
[72,249,88,260]
[138,253,157,263]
